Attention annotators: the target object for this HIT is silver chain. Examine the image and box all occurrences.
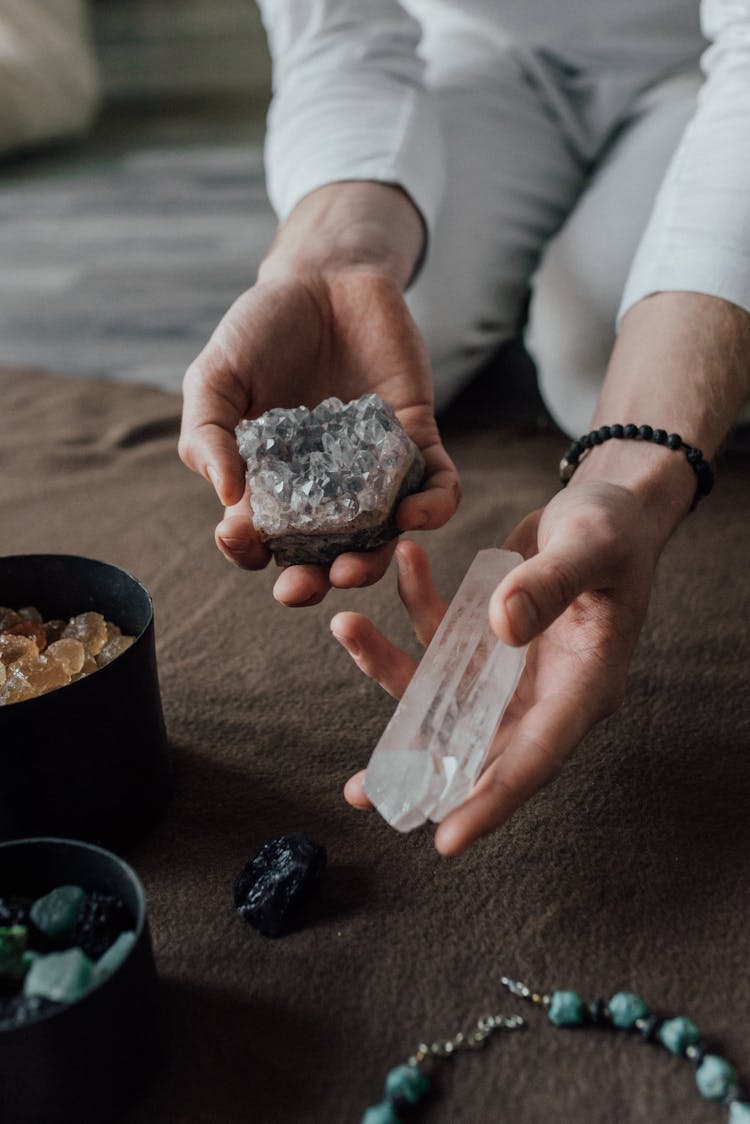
[407,1013,525,1068]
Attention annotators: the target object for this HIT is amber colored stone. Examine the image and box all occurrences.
[8,653,70,698]
[0,607,21,630]
[62,612,107,656]
[46,639,86,677]
[43,620,67,644]
[0,634,38,667]
[17,607,43,624]
[71,655,98,682]
[7,622,48,651]
[96,634,134,668]
[0,675,35,706]
[0,662,5,687]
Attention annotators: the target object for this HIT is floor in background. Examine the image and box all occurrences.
[0,98,275,393]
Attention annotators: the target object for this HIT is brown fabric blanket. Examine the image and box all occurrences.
[1,367,749,1124]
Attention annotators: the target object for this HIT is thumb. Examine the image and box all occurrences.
[489,536,613,646]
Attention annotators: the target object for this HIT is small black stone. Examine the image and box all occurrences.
[666,433,682,450]
[72,891,132,960]
[651,429,668,444]
[588,999,610,1027]
[638,425,653,441]
[623,424,638,438]
[686,447,703,464]
[591,430,604,445]
[597,425,612,441]
[637,1014,662,1042]
[610,425,624,439]
[233,833,327,939]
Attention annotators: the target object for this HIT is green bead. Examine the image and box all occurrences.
[607,992,650,1029]
[0,925,29,983]
[658,1016,701,1055]
[361,1103,400,1124]
[29,885,85,939]
[384,1063,429,1105]
[695,1055,737,1101]
[24,947,94,1004]
[548,990,587,1027]
[94,931,136,981]
[729,1102,750,1123]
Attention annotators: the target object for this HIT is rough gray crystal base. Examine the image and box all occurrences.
[236,394,425,566]
[364,549,527,832]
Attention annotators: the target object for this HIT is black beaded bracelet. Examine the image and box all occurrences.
[559,424,714,510]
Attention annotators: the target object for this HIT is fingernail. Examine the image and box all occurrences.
[504,590,539,643]
[217,534,247,553]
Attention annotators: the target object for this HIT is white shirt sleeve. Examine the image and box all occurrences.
[619,0,750,322]
[256,0,444,237]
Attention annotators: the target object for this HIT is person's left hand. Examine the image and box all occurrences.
[331,480,664,855]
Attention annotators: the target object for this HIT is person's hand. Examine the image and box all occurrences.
[178,183,460,607]
[332,480,665,855]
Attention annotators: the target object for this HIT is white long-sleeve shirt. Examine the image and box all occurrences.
[256,0,750,323]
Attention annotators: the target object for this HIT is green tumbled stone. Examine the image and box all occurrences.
[361,1103,400,1124]
[94,931,136,981]
[658,1016,701,1055]
[0,925,28,983]
[29,885,85,939]
[729,1102,750,1123]
[384,1063,429,1105]
[548,990,587,1027]
[24,947,94,1004]
[607,992,650,1029]
[695,1055,737,1101]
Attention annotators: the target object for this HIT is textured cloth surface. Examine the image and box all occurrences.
[1,367,749,1124]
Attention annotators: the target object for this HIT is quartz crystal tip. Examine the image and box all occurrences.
[364,549,526,832]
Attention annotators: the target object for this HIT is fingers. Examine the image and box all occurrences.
[214,487,271,571]
[330,611,418,698]
[490,517,620,646]
[394,540,446,647]
[343,770,373,810]
[434,689,592,856]
[179,340,250,507]
[396,435,462,532]
[328,541,396,590]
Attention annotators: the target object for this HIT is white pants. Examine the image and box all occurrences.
[406,35,703,436]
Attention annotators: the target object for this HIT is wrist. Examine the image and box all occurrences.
[259,181,425,290]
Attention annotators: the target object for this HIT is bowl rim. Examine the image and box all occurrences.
[0,835,148,1034]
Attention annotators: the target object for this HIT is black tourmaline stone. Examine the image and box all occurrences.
[233,833,327,938]
[72,891,132,960]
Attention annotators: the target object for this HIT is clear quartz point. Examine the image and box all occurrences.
[364,549,527,831]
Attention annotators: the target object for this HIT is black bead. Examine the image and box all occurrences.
[688,1041,710,1067]
[589,999,610,1027]
[623,424,638,438]
[610,424,624,439]
[597,425,612,441]
[637,1015,662,1042]
[666,433,682,450]
[390,1095,413,1117]
[686,447,703,464]
[591,430,604,445]
[566,442,582,463]
[638,425,653,440]
[651,429,668,444]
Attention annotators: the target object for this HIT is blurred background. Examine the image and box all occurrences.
[0,0,277,389]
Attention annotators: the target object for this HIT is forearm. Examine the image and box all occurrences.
[572,291,750,542]
[258,181,426,290]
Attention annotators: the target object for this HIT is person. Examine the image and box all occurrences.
[178,0,750,855]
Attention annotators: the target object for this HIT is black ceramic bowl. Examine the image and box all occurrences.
[0,555,172,845]
[0,837,160,1124]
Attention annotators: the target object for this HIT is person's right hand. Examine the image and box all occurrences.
[179,182,460,607]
